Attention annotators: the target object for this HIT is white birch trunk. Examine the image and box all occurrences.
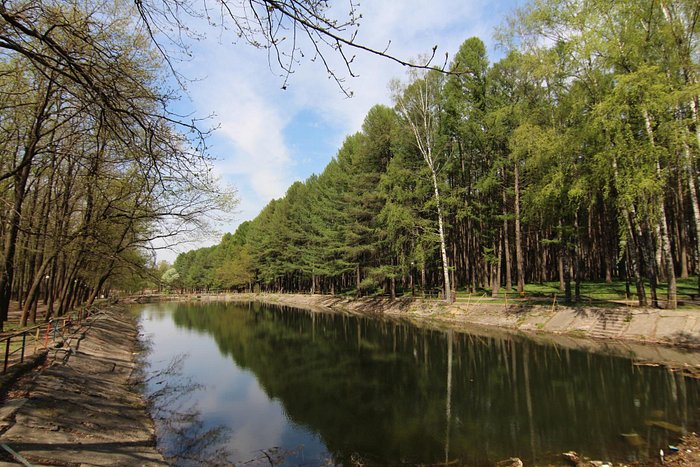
[396,75,452,303]
[644,110,677,308]
[431,167,453,302]
[514,162,525,295]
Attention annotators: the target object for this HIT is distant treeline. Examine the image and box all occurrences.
[173,0,700,308]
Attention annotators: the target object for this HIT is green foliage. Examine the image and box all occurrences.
[161,268,181,291]
[173,0,700,305]
[0,0,237,326]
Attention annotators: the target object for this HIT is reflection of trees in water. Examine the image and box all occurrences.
[165,303,700,465]
[238,446,316,466]
[145,354,233,466]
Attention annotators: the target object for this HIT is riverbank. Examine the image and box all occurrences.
[139,292,700,370]
[0,306,166,465]
[244,293,700,344]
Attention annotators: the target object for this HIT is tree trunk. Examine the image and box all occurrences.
[627,242,646,306]
[431,168,452,303]
[514,162,525,295]
[563,242,571,304]
[491,237,501,297]
[20,255,55,326]
[558,220,565,291]
[659,206,677,309]
[503,188,512,292]
[46,260,58,321]
[87,266,114,306]
[0,78,54,329]
[676,173,688,279]
[640,223,659,308]
[0,160,32,329]
[681,140,700,293]
[613,152,648,306]
[644,109,677,308]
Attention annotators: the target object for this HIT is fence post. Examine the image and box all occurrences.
[20,333,26,363]
[3,338,11,373]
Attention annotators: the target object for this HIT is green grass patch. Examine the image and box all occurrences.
[453,276,700,309]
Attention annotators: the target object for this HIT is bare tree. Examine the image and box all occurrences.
[134,0,452,96]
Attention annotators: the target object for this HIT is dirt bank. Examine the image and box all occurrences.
[0,305,166,465]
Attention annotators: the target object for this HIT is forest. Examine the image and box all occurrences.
[172,0,700,309]
[0,0,233,331]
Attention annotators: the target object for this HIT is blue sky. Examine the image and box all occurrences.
[161,0,522,262]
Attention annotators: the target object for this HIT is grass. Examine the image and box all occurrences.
[249,277,700,310]
[0,331,44,365]
[453,276,700,309]
[2,321,26,334]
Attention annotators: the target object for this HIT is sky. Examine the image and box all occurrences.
[160,0,521,262]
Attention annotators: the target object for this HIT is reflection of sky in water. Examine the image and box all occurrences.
[138,303,329,464]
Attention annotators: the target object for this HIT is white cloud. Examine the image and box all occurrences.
[214,84,292,200]
[182,43,295,202]
[276,0,510,150]
[158,0,520,262]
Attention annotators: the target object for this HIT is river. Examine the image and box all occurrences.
[136,301,700,466]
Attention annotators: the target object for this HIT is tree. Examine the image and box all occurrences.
[162,267,181,292]
[0,0,236,328]
[134,0,454,96]
[170,2,700,308]
[505,0,697,307]
[393,69,453,303]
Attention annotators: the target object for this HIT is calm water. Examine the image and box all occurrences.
[137,301,700,466]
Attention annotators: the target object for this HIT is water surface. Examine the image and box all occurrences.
[137,301,700,465]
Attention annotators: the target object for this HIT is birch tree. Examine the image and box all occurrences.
[393,70,453,303]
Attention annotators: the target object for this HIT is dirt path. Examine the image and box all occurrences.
[0,307,166,466]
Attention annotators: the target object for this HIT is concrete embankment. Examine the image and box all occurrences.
[153,292,700,369]
[0,306,166,466]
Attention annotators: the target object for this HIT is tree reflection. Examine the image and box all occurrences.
[145,353,234,466]
[163,302,700,466]
[444,329,453,464]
